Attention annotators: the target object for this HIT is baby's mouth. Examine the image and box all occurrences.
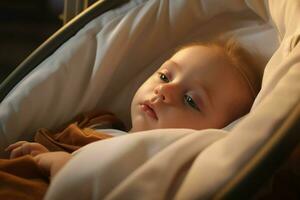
[139,102,158,120]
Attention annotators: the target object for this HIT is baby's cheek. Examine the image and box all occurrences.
[160,111,192,128]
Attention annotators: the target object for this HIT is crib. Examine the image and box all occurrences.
[0,0,299,199]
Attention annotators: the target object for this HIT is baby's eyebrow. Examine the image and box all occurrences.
[168,60,182,72]
[195,84,213,109]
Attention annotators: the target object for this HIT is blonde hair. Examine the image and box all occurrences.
[177,38,262,100]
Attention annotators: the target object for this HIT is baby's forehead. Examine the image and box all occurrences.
[174,45,229,64]
[163,55,242,93]
[165,45,251,84]
[169,46,232,72]
[179,43,228,54]
[178,43,260,98]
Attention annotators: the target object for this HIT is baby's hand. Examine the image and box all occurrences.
[34,151,72,178]
[5,141,49,159]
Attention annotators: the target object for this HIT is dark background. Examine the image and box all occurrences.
[0,0,63,83]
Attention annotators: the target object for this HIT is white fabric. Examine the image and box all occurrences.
[96,129,127,137]
[47,129,226,200]
[0,0,299,199]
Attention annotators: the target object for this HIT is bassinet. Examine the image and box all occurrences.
[0,0,299,199]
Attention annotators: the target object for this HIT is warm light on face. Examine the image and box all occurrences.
[129,45,254,132]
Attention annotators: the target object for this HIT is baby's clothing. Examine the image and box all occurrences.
[34,110,126,153]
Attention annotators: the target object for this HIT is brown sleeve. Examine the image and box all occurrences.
[34,110,126,153]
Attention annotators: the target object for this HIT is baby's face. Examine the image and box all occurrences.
[130,45,253,132]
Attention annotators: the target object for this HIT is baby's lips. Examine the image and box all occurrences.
[140,102,158,120]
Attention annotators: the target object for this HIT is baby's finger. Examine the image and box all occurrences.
[5,141,27,152]
[10,146,25,159]
[10,142,32,159]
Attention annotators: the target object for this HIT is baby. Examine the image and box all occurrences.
[5,38,261,179]
[130,39,259,132]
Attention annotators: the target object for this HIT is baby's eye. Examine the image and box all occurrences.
[184,94,200,111]
[158,72,169,82]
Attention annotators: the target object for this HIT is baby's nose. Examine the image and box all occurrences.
[152,84,176,103]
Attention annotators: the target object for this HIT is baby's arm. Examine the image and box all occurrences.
[5,141,49,158]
